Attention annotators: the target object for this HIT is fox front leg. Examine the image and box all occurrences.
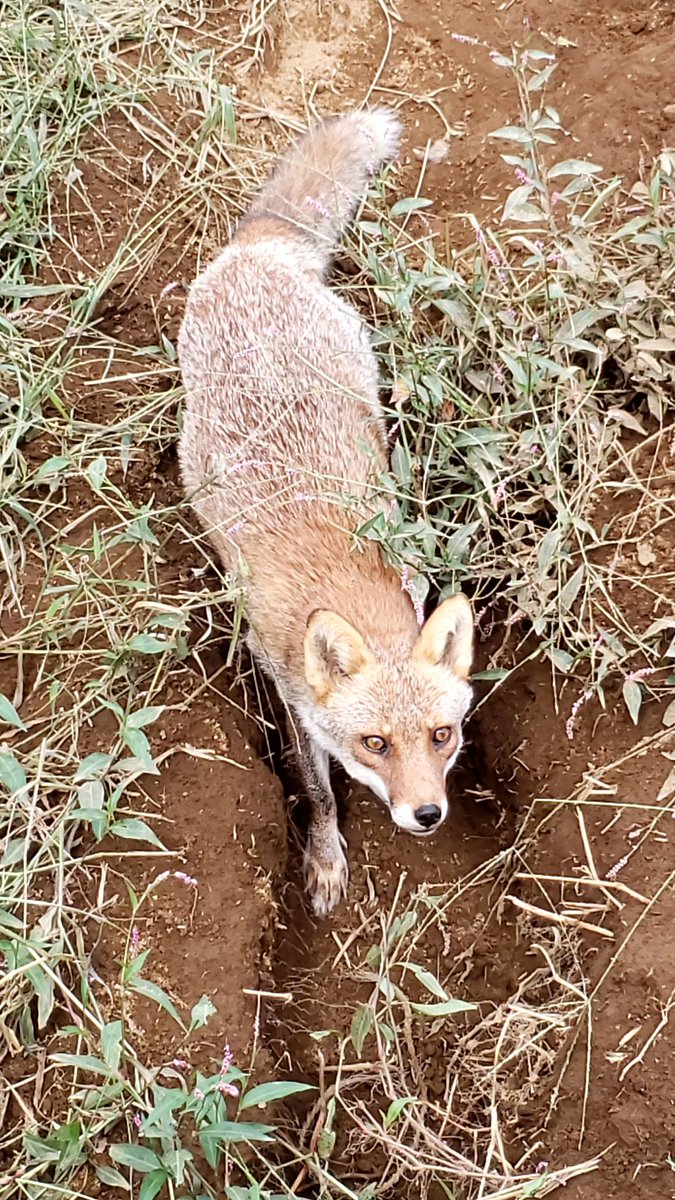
[293,723,348,916]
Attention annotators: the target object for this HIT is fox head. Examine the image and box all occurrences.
[302,594,474,835]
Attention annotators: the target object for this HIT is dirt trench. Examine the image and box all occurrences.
[9,0,675,1193]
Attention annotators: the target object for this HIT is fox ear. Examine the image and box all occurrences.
[304,610,372,698]
[414,594,474,679]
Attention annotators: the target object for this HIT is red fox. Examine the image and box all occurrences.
[178,109,474,915]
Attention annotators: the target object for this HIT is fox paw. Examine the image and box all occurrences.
[304,834,349,917]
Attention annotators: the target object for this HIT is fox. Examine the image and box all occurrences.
[177,108,475,916]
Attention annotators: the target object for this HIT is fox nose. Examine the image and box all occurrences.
[414,804,442,831]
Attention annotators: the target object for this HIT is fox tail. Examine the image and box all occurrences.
[243,108,401,270]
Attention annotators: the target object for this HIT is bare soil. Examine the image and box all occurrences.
[8,0,675,1196]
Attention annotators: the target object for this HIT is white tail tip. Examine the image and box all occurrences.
[354,108,402,165]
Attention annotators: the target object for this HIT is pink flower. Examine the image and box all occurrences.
[226,520,246,537]
[400,567,425,628]
[218,1081,240,1097]
[152,870,198,890]
[565,688,593,740]
[475,227,507,283]
[624,667,658,683]
[130,926,140,959]
[305,196,331,220]
[174,871,198,888]
[606,852,630,881]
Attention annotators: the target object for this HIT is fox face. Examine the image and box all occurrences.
[301,595,474,835]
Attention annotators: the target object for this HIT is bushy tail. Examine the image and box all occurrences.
[244,108,401,269]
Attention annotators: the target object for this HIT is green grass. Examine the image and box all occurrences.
[347,50,675,724]
[0,7,674,1200]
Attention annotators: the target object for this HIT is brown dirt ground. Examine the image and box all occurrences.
[5,0,675,1196]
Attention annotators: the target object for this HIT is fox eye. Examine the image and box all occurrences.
[362,735,388,755]
[432,726,454,747]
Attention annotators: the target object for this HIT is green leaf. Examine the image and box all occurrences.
[432,297,471,330]
[350,1003,374,1057]
[130,977,185,1029]
[200,1128,220,1170]
[403,962,448,1001]
[51,1053,115,1076]
[389,196,433,217]
[110,1144,163,1173]
[662,698,675,728]
[378,978,396,1002]
[657,766,675,804]
[391,441,413,486]
[526,62,557,93]
[95,1164,131,1189]
[128,635,170,655]
[559,564,585,612]
[200,1121,275,1144]
[121,728,153,767]
[77,780,105,810]
[549,648,574,673]
[123,947,151,983]
[0,749,26,794]
[160,1145,192,1183]
[86,455,108,493]
[548,158,602,178]
[240,1081,314,1110]
[126,706,164,729]
[384,1096,415,1128]
[523,1174,549,1196]
[101,1020,124,1072]
[71,807,107,840]
[316,1127,336,1158]
[411,999,476,1017]
[110,819,166,851]
[1,837,27,866]
[190,994,217,1031]
[502,185,541,223]
[0,908,23,932]
[0,694,26,730]
[555,306,606,342]
[74,753,114,782]
[489,125,533,143]
[139,1170,169,1200]
[25,964,54,1029]
[622,679,642,726]
[24,1132,61,1163]
[538,528,560,577]
[34,455,71,483]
